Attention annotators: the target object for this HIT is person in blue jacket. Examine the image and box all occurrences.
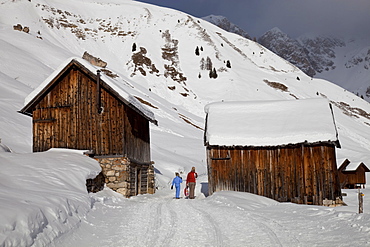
[171,172,182,199]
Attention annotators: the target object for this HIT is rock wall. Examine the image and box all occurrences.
[98,157,131,196]
[87,156,155,197]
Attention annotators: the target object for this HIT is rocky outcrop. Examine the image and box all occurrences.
[258,28,346,77]
[129,47,159,77]
[345,48,370,70]
[298,35,345,73]
[258,28,316,77]
[82,51,107,68]
[13,24,30,33]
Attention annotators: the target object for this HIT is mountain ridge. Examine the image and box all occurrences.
[204,15,370,102]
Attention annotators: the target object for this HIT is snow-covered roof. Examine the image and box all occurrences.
[204,98,340,147]
[20,57,156,124]
[339,159,370,172]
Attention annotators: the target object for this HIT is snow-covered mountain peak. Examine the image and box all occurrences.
[202,15,251,39]
[263,27,286,36]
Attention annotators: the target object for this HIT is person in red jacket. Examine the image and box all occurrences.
[186,166,198,199]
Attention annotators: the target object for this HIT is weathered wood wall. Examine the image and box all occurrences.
[339,167,367,188]
[207,144,342,205]
[32,67,150,163]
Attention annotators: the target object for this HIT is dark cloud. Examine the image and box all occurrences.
[136,0,370,38]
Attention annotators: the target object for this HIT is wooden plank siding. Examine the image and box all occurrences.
[339,166,369,188]
[31,67,150,163]
[207,143,342,205]
[338,160,369,189]
[341,169,367,187]
[19,59,156,197]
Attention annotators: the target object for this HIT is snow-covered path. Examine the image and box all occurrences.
[51,180,370,247]
[2,150,369,247]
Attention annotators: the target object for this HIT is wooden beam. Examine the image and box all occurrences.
[33,118,56,123]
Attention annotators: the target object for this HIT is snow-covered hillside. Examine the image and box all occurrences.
[0,0,370,245]
[1,0,369,175]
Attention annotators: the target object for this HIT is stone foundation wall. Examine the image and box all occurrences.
[147,164,155,194]
[97,157,131,196]
[90,156,155,197]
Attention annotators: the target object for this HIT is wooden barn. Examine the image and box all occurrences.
[338,159,369,189]
[19,58,157,197]
[204,98,343,206]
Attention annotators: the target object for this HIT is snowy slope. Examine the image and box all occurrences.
[1,0,369,173]
[0,1,370,245]
[2,149,370,246]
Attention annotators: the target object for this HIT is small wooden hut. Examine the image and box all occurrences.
[204,98,343,206]
[338,159,369,189]
[19,58,157,197]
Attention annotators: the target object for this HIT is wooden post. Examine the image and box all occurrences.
[358,188,364,214]
[96,70,102,114]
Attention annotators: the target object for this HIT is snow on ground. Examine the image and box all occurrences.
[52,187,370,247]
[0,149,101,247]
[1,0,370,246]
[1,149,370,247]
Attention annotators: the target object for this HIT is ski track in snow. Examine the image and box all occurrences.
[188,202,224,246]
[246,211,300,246]
[53,191,307,247]
[141,197,226,246]
[190,197,299,247]
[22,185,370,247]
[144,201,179,246]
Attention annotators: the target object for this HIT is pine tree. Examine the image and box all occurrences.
[200,57,205,70]
[132,43,137,52]
[212,68,218,79]
[195,46,200,56]
[206,56,212,71]
[209,67,218,79]
[226,60,231,68]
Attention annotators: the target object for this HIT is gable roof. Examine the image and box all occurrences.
[204,98,340,147]
[339,159,370,172]
[19,58,157,125]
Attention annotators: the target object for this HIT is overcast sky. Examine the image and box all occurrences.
[135,0,370,39]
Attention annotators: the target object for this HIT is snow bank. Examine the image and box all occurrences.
[0,149,101,246]
[206,191,279,210]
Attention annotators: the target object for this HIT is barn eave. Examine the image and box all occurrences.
[18,59,157,125]
[206,139,341,150]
